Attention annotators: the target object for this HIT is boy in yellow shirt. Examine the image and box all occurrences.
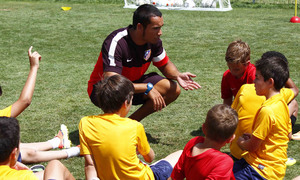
[233,54,293,179]
[230,51,298,161]
[79,74,182,180]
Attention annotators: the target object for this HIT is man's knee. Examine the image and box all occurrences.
[156,79,181,100]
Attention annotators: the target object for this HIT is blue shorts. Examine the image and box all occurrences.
[150,160,173,180]
[233,158,266,180]
[17,152,22,162]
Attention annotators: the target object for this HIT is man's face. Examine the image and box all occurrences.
[254,70,269,96]
[142,16,163,44]
[227,62,248,79]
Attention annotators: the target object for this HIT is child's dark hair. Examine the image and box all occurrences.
[0,117,20,162]
[132,4,162,29]
[95,75,134,113]
[261,51,288,63]
[205,104,238,143]
[255,55,289,91]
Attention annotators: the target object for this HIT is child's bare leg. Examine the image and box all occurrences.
[44,160,75,180]
[20,142,52,151]
[161,150,183,167]
[20,146,80,164]
[21,125,71,151]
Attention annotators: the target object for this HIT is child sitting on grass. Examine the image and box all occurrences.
[169,104,238,180]
[79,74,182,180]
[0,116,75,180]
[221,40,256,106]
[0,46,79,165]
[230,51,298,161]
[233,54,293,180]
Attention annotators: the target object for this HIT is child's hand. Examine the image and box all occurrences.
[12,161,30,170]
[242,133,251,140]
[28,46,41,68]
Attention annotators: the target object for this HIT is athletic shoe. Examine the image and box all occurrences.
[57,124,71,149]
[30,164,45,173]
[286,157,297,166]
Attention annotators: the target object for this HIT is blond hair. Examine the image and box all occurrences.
[225,40,250,64]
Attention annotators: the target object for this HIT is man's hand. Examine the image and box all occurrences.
[176,72,201,90]
[28,46,41,68]
[148,87,166,111]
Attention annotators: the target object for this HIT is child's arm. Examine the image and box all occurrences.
[285,78,299,97]
[10,46,41,118]
[237,133,263,152]
[84,154,98,180]
[142,148,155,163]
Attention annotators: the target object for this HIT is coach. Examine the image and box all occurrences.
[87,4,200,121]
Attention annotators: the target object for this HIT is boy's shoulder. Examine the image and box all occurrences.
[0,165,38,180]
[0,105,12,117]
[79,114,143,129]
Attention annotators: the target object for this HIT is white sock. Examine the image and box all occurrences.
[65,147,80,158]
[47,137,60,149]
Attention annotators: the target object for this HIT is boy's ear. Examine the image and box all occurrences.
[245,60,250,66]
[268,78,275,87]
[226,134,236,144]
[9,148,19,167]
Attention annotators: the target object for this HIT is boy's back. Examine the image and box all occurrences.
[171,136,235,180]
[171,104,238,180]
[79,114,154,179]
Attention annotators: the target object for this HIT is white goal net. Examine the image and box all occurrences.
[124,0,232,11]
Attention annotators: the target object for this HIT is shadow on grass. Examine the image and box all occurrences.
[146,133,160,144]
[69,130,162,145]
[190,127,205,137]
[70,130,80,145]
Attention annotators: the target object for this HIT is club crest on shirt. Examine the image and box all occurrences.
[144,49,151,61]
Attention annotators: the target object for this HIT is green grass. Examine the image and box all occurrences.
[0,1,300,179]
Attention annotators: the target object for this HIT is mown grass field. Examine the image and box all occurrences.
[0,0,299,179]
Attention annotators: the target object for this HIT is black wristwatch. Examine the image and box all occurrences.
[144,83,154,95]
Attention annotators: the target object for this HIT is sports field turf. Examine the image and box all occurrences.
[0,0,299,179]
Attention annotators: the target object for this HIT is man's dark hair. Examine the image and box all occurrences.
[205,104,238,143]
[132,4,162,29]
[95,75,134,113]
[0,117,20,162]
[255,55,289,91]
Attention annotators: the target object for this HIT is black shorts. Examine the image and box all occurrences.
[89,72,164,107]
